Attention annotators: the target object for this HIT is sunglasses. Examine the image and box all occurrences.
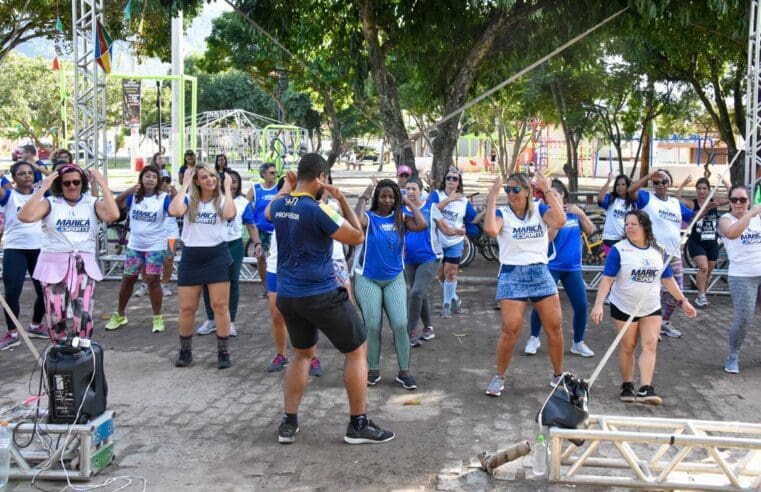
[651,180,669,186]
[62,179,81,187]
[730,197,749,204]
[398,173,410,178]
[445,175,460,182]
[505,186,524,194]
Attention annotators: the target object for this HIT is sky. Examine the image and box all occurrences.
[16,1,232,74]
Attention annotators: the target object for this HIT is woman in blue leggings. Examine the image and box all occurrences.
[527,179,596,358]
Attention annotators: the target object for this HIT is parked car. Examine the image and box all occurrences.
[11,143,52,161]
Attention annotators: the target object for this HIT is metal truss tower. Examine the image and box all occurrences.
[745,0,761,186]
[71,0,107,172]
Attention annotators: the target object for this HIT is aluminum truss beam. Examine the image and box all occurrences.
[71,0,107,172]
[746,0,761,187]
[549,415,761,490]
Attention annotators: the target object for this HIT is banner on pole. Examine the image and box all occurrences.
[122,79,141,127]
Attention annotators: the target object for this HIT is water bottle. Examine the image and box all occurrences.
[532,433,548,476]
[0,421,10,488]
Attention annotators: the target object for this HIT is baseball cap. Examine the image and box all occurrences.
[397,165,412,176]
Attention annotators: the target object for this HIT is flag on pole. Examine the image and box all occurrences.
[52,57,60,71]
[94,21,113,74]
[123,0,132,23]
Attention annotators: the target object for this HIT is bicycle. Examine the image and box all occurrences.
[580,212,606,266]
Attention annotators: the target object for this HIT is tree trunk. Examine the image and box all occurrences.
[639,127,650,179]
[320,90,342,169]
[357,0,414,172]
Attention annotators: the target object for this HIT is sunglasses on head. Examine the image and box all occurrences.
[730,197,749,204]
[62,179,81,187]
[398,173,410,178]
[651,180,668,186]
[504,186,524,194]
[445,175,460,182]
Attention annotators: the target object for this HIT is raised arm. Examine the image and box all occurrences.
[628,171,653,199]
[719,206,761,239]
[483,177,503,238]
[402,195,428,232]
[597,173,613,205]
[115,184,139,209]
[17,172,56,223]
[221,175,236,220]
[322,182,364,245]
[169,168,193,217]
[567,203,595,235]
[354,181,374,229]
[90,169,120,222]
[534,173,566,229]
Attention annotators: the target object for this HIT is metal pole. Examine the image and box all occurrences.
[171,11,184,171]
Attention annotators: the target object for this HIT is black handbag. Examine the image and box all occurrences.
[536,373,589,429]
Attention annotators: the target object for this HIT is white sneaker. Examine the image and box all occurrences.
[524,336,541,355]
[570,341,595,358]
[229,322,238,337]
[196,320,216,335]
[134,283,148,297]
[660,320,682,338]
[161,284,172,297]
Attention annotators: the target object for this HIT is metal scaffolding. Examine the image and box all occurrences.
[745,0,761,187]
[71,0,107,172]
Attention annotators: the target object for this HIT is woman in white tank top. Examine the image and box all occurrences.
[18,164,120,342]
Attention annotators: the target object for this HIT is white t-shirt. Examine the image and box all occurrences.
[180,195,229,247]
[599,194,632,241]
[126,193,170,251]
[638,191,692,258]
[328,199,346,261]
[164,215,180,240]
[266,230,278,273]
[1,189,42,250]
[607,240,671,316]
[495,203,550,266]
[226,195,253,241]
[434,190,468,248]
[42,195,100,254]
[720,213,761,277]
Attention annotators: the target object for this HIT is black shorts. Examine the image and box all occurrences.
[276,288,366,353]
[686,239,719,262]
[177,243,232,286]
[610,302,661,323]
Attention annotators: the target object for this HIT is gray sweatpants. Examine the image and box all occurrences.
[728,275,761,355]
[404,260,439,334]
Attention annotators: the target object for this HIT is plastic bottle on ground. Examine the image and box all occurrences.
[532,433,547,476]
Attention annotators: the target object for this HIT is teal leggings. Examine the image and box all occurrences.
[354,272,410,371]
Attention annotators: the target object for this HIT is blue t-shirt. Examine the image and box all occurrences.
[271,192,344,297]
[32,160,47,183]
[404,201,440,265]
[548,212,582,272]
[356,211,404,281]
[253,183,278,233]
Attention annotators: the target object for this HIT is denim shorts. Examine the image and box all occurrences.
[442,242,464,264]
[496,263,557,302]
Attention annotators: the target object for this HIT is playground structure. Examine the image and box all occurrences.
[143,109,309,173]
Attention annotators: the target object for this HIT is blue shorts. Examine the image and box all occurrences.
[266,272,278,293]
[496,263,557,302]
[442,242,464,264]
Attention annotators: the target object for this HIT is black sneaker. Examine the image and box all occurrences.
[367,370,381,386]
[174,349,193,368]
[395,373,418,390]
[409,332,422,348]
[343,419,395,444]
[636,385,663,406]
[619,382,635,402]
[218,352,232,369]
[278,418,299,444]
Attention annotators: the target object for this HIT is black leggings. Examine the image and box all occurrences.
[3,248,45,330]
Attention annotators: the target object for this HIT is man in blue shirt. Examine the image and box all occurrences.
[267,153,394,446]
[20,144,50,183]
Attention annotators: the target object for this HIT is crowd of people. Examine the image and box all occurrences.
[1,146,759,445]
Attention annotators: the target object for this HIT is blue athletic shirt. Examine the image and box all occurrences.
[271,192,345,297]
[354,211,404,281]
[403,201,442,265]
[547,212,583,272]
[252,183,278,233]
